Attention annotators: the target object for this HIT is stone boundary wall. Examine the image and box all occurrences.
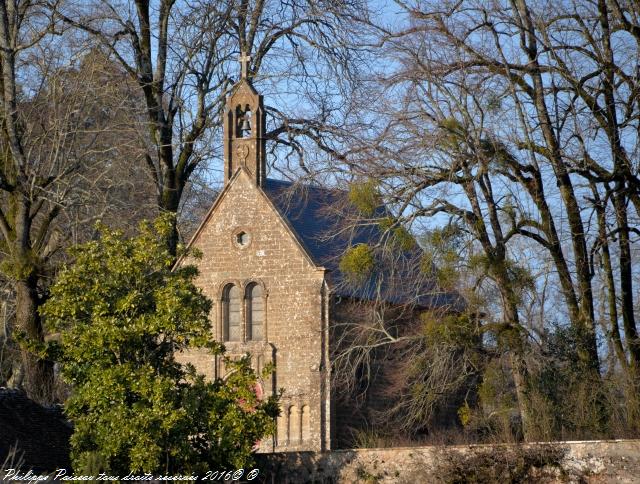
[255,439,640,483]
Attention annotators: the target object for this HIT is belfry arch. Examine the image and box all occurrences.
[223,52,266,186]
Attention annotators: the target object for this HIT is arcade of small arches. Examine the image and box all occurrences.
[277,403,312,447]
[220,281,266,342]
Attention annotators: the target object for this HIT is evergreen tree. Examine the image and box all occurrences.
[41,216,278,474]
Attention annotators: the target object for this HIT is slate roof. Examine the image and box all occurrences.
[263,178,359,268]
[0,388,72,472]
[262,178,463,309]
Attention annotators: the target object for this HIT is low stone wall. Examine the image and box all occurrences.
[255,440,640,483]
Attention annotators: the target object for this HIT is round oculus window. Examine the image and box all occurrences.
[234,230,251,248]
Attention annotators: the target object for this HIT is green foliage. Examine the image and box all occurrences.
[423,223,464,251]
[478,361,517,414]
[355,463,384,483]
[382,311,484,434]
[527,325,609,440]
[378,217,415,251]
[422,312,479,348]
[348,179,381,216]
[339,243,375,283]
[438,117,467,152]
[434,266,460,291]
[40,216,278,474]
[469,254,534,307]
[420,224,465,289]
[0,246,39,280]
[421,224,464,267]
[458,401,472,427]
[438,117,516,169]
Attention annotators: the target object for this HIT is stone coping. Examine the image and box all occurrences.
[322,438,640,454]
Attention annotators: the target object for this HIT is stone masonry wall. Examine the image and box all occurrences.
[175,169,329,452]
[255,439,640,483]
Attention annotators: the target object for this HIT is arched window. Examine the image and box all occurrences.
[222,284,241,341]
[277,406,288,447]
[301,405,310,442]
[288,406,300,444]
[246,283,264,341]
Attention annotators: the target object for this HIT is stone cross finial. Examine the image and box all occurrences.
[239,51,251,79]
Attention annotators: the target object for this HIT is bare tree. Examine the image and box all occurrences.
[0,1,150,401]
[324,0,640,440]
[54,0,367,254]
[531,0,640,378]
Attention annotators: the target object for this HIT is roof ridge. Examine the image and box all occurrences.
[265,177,348,195]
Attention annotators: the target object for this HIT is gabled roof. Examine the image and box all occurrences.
[183,172,462,310]
[181,169,318,269]
[262,178,356,267]
[262,178,463,309]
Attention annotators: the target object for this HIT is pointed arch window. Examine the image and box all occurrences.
[222,284,241,342]
[246,283,264,341]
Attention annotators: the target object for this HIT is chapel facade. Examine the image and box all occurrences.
[176,58,332,452]
[176,56,456,452]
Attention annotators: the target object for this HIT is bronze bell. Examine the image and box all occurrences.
[240,117,251,136]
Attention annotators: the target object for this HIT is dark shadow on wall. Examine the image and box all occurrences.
[0,388,72,473]
[255,450,358,484]
[254,443,595,483]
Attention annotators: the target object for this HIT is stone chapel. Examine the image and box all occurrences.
[176,56,457,452]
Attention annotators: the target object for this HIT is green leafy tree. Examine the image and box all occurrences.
[40,216,278,474]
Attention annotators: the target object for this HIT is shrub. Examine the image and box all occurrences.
[41,216,279,474]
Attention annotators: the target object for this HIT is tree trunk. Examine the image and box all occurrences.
[15,277,54,403]
[514,0,600,372]
[612,192,640,369]
[592,186,627,370]
[159,162,180,257]
[509,351,531,441]
[498,280,532,442]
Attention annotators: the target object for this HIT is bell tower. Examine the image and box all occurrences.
[223,52,266,186]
